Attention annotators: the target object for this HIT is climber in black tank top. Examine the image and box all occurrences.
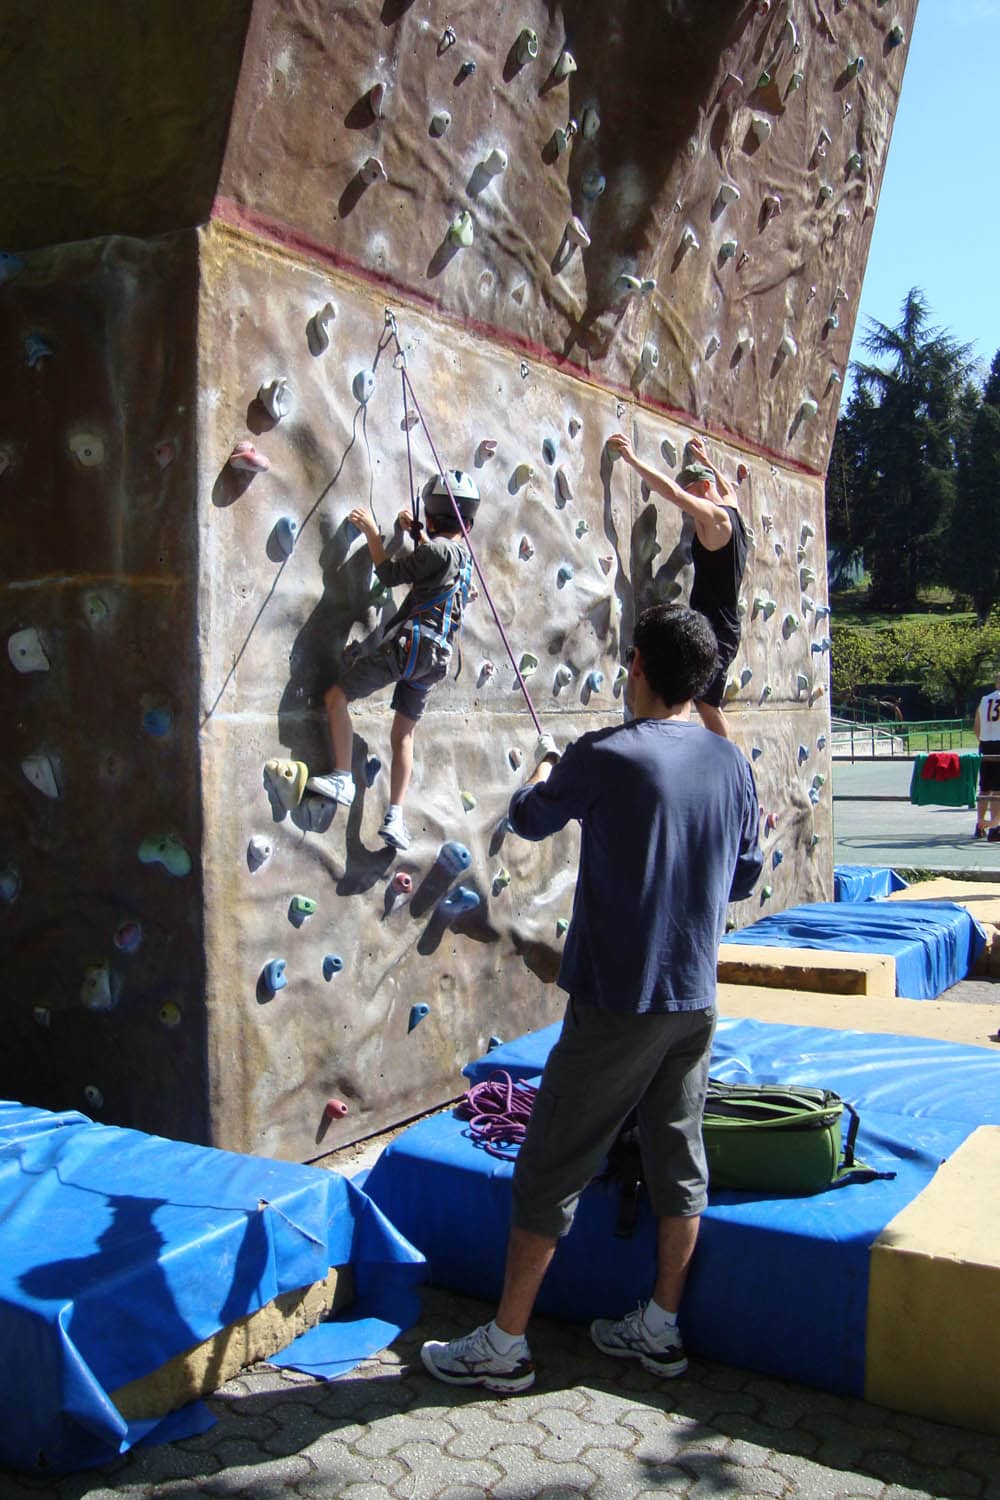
[606,433,748,740]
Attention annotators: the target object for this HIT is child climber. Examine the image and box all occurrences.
[306,471,479,851]
[608,433,748,739]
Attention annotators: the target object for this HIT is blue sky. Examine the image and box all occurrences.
[848,0,999,389]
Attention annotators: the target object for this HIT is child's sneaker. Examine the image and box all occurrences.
[590,1304,688,1377]
[420,1324,535,1393]
[379,807,412,851]
[305,771,356,806]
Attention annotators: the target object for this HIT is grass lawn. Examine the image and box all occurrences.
[830,585,976,630]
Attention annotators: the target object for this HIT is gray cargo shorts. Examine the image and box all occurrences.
[511,997,716,1239]
[339,629,451,722]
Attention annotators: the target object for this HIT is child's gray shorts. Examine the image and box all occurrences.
[511,997,715,1238]
[339,631,450,722]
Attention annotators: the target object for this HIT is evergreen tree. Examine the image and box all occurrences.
[849,289,975,609]
[948,377,1000,623]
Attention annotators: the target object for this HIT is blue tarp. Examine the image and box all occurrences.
[833,866,908,902]
[364,1018,1000,1396]
[0,1102,425,1474]
[719,900,986,997]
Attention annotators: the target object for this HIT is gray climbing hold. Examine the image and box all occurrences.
[679,226,699,253]
[247,835,273,871]
[542,438,557,464]
[778,332,798,359]
[429,110,451,137]
[81,962,118,1012]
[564,217,591,251]
[258,378,293,421]
[782,613,800,639]
[352,370,376,404]
[762,194,781,222]
[360,156,387,186]
[798,397,819,421]
[719,240,738,261]
[21,753,60,799]
[749,117,772,146]
[25,335,53,368]
[575,518,589,538]
[554,664,573,690]
[83,1085,104,1111]
[582,169,606,199]
[640,341,659,375]
[275,517,299,557]
[323,954,344,979]
[518,535,534,561]
[8,627,49,674]
[483,146,508,176]
[553,48,577,80]
[716,182,740,209]
[515,28,538,65]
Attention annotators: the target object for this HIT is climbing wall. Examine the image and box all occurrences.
[1,0,917,1158]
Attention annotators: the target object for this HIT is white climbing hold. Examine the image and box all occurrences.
[749,117,772,146]
[8,627,49,674]
[81,962,116,1012]
[352,370,376,404]
[360,156,387,186]
[68,432,104,467]
[483,147,508,176]
[762,193,781,222]
[752,593,776,621]
[679,226,700,253]
[429,110,451,137]
[22,753,60,799]
[640,341,659,375]
[258,378,293,422]
[798,397,819,421]
[564,217,591,250]
[778,332,798,359]
[368,81,387,117]
[788,70,804,91]
[229,441,270,472]
[248,835,273,870]
[736,332,755,358]
[818,182,834,202]
[716,182,741,209]
[552,121,577,155]
[800,566,817,588]
[308,301,336,353]
[553,49,577,80]
[448,211,475,248]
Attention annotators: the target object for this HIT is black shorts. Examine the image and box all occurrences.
[696,636,739,709]
[979,744,1000,795]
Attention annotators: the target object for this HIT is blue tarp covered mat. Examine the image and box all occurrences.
[0,1101,425,1475]
[833,866,909,902]
[363,1017,1000,1397]
[719,900,986,997]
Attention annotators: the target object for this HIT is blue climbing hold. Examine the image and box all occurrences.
[586,670,604,693]
[438,840,472,877]
[263,959,287,995]
[408,1003,430,1032]
[751,746,764,761]
[142,704,173,737]
[772,849,784,868]
[557,563,575,587]
[439,885,480,919]
[25,334,53,368]
[275,517,298,557]
[487,1035,504,1051]
[323,954,344,980]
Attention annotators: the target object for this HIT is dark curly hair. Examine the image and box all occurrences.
[631,604,719,704]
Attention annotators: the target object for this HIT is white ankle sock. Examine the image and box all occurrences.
[487,1320,526,1353]
[642,1299,678,1338]
[386,803,402,817]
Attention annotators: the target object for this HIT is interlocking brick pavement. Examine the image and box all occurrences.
[3,1286,998,1500]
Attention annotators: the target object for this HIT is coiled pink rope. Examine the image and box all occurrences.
[456,1070,538,1159]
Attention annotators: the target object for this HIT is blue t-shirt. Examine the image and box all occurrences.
[508,717,762,1014]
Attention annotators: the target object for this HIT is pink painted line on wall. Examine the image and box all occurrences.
[211,194,823,480]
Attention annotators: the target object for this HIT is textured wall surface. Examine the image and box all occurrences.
[1,0,916,1157]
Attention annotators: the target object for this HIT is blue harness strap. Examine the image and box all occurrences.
[399,548,472,680]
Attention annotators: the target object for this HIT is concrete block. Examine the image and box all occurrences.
[717,945,895,996]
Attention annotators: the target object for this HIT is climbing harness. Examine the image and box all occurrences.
[398,548,474,679]
[380,308,544,735]
[456,1070,538,1159]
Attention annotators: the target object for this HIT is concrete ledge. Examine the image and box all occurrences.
[717,984,1000,1048]
[866,1126,1000,1435]
[110,1265,351,1421]
[717,945,896,996]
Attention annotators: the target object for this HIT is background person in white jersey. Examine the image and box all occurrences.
[973,669,1000,841]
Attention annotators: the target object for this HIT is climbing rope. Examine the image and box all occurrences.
[455,1070,538,1159]
[381,308,544,735]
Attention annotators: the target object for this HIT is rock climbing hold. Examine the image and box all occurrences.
[679,226,699,253]
[0,866,21,905]
[289,894,317,920]
[325,1097,350,1119]
[265,758,308,809]
[439,24,457,51]
[777,332,798,359]
[229,441,270,473]
[430,109,451,137]
[825,312,840,334]
[518,535,535,561]
[483,146,508,176]
[761,884,773,900]
[159,1001,182,1028]
[751,746,763,761]
[360,156,387,186]
[508,748,524,771]
[800,566,817,588]
[719,240,738,262]
[735,333,755,359]
[364,755,382,788]
[888,24,905,47]
[439,840,472,877]
[515,27,538,65]
[788,70,804,91]
[542,438,557,464]
[801,522,816,543]
[556,918,569,938]
[440,885,481,919]
[83,1085,104,1112]
[564,217,591,252]
[368,81,387,117]
[391,871,413,896]
[557,563,575,587]
[33,1005,50,1027]
[81,963,117,1012]
[551,121,577,156]
[616,273,643,296]
[599,554,614,575]
[585,670,604,693]
[752,593,776,621]
[21,753,60,799]
[718,71,743,103]
[581,168,606,199]
[25,334,53,368]
[554,664,573,690]
[575,518,589,538]
[660,438,678,467]
[275,517,299,557]
[762,194,781,224]
[488,1035,504,1051]
[477,660,497,687]
[82,593,109,625]
[460,790,477,812]
[0,250,24,284]
[817,734,828,750]
[759,684,773,702]
[764,811,779,833]
[782,613,800,639]
[845,56,865,79]
[716,182,740,209]
[705,334,721,359]
[640,342,659,375]
[846,152,863,174]
[352,369,376,404]
[796,672,810,693]
[143,703,172,736]
[798,744,810,764]
[477,439,498,462]
[7,627,49,674]
[581,105,601,140]
[724,675,740,704]
[323,954,344,980]
[247,835,273,870]
[814,604,831,619]
[68,431,104,467]
[492,866,511,895]
[408,1003,430,1032]
[614,665,629,690]
[818,183,834,202]
[458,59,476,80]
[308,304,336,356]
[138,834,191,876]
[772,849,784,869]
[262,959,287,995]
[114,919,143,954]
[749,117,772,146]
[512,462,535,489]
[812,774,827,791]
[448,210,475,249]
[553,48,577,80]
[258,378,293,422]
[154,441,176,468]
[740,667,753,688]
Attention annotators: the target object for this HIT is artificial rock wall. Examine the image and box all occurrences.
[1,0,917,1159]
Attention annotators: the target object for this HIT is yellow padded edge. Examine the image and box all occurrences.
[866,1127,1000,1435]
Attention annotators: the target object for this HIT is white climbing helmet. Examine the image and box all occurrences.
[424,470,481,523]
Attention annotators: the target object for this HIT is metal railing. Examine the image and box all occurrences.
[830,717,968,761]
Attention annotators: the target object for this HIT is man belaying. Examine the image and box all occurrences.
[306,471,479,852]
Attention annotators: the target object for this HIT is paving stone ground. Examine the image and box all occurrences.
[3,1284,998,1500]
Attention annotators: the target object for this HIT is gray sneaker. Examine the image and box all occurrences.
[420,1324,535,1394]
[590,1305,688,1376]
[305,771,355,807]
[379,807,412,851]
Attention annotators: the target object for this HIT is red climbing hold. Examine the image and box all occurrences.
[325,1098,349,1120]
